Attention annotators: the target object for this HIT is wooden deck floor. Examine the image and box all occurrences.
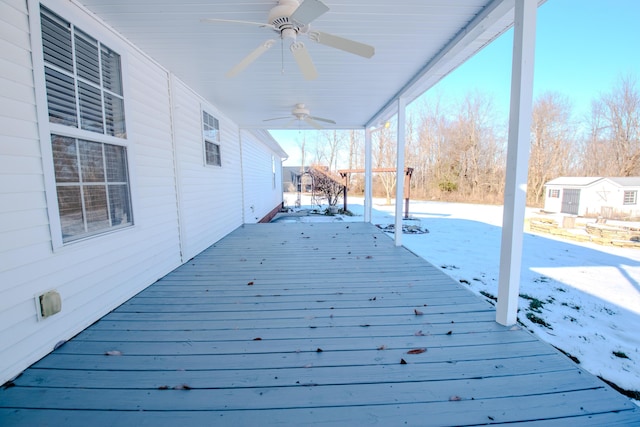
[1,222,639,426]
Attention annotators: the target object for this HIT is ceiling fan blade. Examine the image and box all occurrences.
[263,116,292,122]
[290,0,329,26]
[290,42,318,80]
[226,39,276,77]
[304,117,324,130]
[284,119,297,129]
[308,31,375,58]
[309,115,336,124]
[200,18,275,29]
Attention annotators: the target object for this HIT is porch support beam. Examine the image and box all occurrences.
[364,128,373,223]
[394,96,407,247]
[496,0,537,326]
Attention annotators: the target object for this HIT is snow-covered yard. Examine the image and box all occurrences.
[282,194,640,403]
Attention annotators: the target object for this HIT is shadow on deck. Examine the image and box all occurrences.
[1,223,638,426]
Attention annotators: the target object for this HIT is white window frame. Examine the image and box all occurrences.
[548,188,560,198]
[30,0,135,249]
[272,155,276,189]
[202,110,221,167]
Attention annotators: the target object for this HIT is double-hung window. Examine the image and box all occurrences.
[203,111,221,166]
[41,6,133,243]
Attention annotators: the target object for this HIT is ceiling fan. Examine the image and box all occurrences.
[263,103,336,129]
[202,0,375,80]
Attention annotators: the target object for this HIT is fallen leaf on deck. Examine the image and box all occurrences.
[247,281,254,286]
[414,309,424,315]
[400,358,407,364]
[240,258,247,262]
[377,345,387,350]
[253,337,262,341]
[173,384,191,390]
[366,255,373,259]
[316,348,323,352]
[415,330,425,336]
[158,385,169,390]
[449,395,462,401]
[105,350,122,356]
[407,348,427,354]
[446,331,453,335]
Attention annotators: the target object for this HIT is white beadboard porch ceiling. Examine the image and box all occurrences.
[76,0,536,130]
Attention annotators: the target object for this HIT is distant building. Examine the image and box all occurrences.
[544,177,640,218]
[283,166,312,192]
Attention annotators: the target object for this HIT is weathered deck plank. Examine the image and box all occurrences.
[1,222,638,426]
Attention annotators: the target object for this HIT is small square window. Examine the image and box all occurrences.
[548,189,560,198]
[624,190,637,205]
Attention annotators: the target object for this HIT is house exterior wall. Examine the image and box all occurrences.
[0,0,285,385]
[241,130,284,224]
[170,78,244,261]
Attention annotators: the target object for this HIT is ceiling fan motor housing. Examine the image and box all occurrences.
[268,0,300,31]
[292,103,310,119]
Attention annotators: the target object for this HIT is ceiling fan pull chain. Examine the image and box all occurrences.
[281,38,285,75]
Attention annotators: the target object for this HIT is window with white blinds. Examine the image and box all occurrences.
[41,6,133,243]
[203,111,221,166]
[41,7,126,137]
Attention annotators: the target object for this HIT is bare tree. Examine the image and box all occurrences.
[373,123,397,204]
[581,74,640,176]
[313,130,347,171]
[308,165,343,207]
[528,91,576,206]
[445,90,504,200]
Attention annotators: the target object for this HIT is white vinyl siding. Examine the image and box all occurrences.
[0,0,184,385]
[241,130,283,223]
[172,79,243,260]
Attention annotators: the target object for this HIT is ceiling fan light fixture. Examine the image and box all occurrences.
[281,27,297,41]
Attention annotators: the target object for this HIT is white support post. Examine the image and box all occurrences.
[394,97,407,247]
[364,128,373,223]
[496,0,537,326]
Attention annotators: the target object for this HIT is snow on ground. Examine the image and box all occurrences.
[281,194,640,402]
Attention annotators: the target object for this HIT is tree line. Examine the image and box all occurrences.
[293,74,640,207]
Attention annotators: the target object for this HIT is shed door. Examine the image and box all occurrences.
[561,189,580,214]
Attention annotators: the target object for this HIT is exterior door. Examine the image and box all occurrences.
[561,188,580,214]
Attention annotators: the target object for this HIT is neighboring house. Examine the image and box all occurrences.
[282,166,311,193]
[544,177,640,218]
[0,0,286,384]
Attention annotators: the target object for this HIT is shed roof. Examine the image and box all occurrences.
[546,177,640,188]
[545,177,604,187]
